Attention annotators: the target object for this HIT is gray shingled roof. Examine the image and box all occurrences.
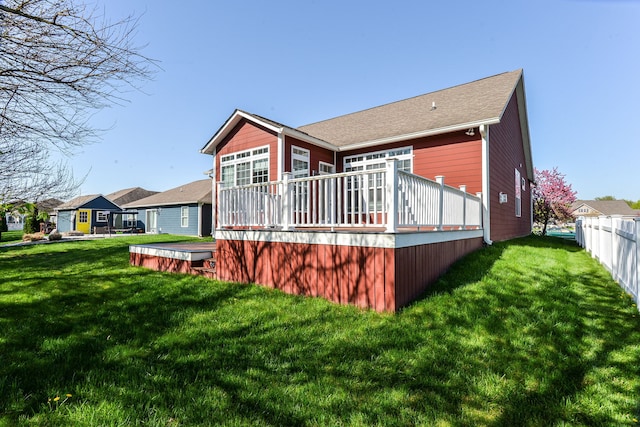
[571,200,637,216]
[106,187,159,206]
[55,194,101,210]
[122,180,212,208]
[298,70,523,146]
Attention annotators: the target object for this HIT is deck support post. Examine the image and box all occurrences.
[436,176,445,230]
[476,192,483,229]
[385,159,398,233]
[281,172,292,231]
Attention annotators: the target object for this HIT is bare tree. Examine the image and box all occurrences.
[0,0,156,205]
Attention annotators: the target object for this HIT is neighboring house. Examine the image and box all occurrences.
[570,200,638,217]
[193,69,535,311]
[3,198,62,231]
[106,187,158,229]
[122,180,212,237]
[55,195,121,233]
[105,187,158,206]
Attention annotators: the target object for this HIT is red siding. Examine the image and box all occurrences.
[489,93,532,241]
[215,119,279,182]
[214,235,483,312]
[413,136,482,195]
[336,133,482,194]
[284,136,335,174]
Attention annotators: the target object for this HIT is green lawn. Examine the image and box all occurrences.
[1,235,639,426]
[0,230,24,245]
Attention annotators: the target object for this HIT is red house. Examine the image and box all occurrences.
[199,69,533,312]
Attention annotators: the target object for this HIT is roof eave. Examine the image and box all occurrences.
[201,110,282,155]
[282,128,338,151]
[513,74,535,182]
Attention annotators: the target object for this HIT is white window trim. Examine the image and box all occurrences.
[319,161,335,175]
[96,211,108,222]
[181,206,189,228]
[342,147,413,213]
[220,145,270,187]
[291,145,310,178]
[343,146,413,172]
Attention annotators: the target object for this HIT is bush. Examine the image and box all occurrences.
[22,232,45,242]
[48,230,62,241]
[23,215,39,234]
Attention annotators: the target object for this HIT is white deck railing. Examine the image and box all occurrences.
[217,159,482,233]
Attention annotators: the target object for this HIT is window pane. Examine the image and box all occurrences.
[236,161,251,186]
[252,158,268,183]
[221,165,235,187]
[181,206,189,227]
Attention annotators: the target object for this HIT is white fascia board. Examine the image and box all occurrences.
[214,229,483,249]
[281,128,338,151]
[129,245,212,262]
[336,119,500,152]
[201,110,283,155]
[124,201,200,209]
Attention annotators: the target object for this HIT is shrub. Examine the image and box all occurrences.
[22,232,45,242]
[23,215,39,234]
[48,230,62,241]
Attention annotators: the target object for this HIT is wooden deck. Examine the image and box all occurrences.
[129,242,216,278]
[129,228,484,312]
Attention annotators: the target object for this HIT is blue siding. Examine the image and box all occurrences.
[134,204,211,236]
[57,211,73,232]
[84,197,120,210]
[55,196,121,233]
[158,205,198,235]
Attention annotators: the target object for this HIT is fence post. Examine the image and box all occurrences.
[281,172,292,231]
[636,218,640,310]
[385,159,398,233]
[435,176,445,230]
[459,185,467,230]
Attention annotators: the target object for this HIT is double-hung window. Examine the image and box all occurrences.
[181,206,189,227]
[515,169,522,217]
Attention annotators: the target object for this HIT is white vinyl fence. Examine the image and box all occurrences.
[576,216,640,309]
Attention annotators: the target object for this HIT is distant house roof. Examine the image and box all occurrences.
[571,200,637,216]
[55,194,102,210]
[201,69,533,180]
[55,194,122,212]
[105,187,159,206]
[122,180,212,208]
[37,198,63,214]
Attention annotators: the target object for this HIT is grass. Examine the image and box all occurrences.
[0,230,24,245]
[1,235,639,426]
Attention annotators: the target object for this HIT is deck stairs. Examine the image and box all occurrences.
[191,255,217,279]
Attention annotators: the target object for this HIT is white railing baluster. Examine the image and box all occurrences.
[216,168,482,232]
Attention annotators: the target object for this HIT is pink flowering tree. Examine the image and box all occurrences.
[532,167,577,236]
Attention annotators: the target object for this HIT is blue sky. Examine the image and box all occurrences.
[72,0,640,201]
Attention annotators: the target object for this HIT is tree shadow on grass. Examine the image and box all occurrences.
[2,235,640,425]
[397,235,640,425]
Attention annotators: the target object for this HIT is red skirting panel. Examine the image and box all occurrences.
[215,236,483,312]
[130,252,197,275]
